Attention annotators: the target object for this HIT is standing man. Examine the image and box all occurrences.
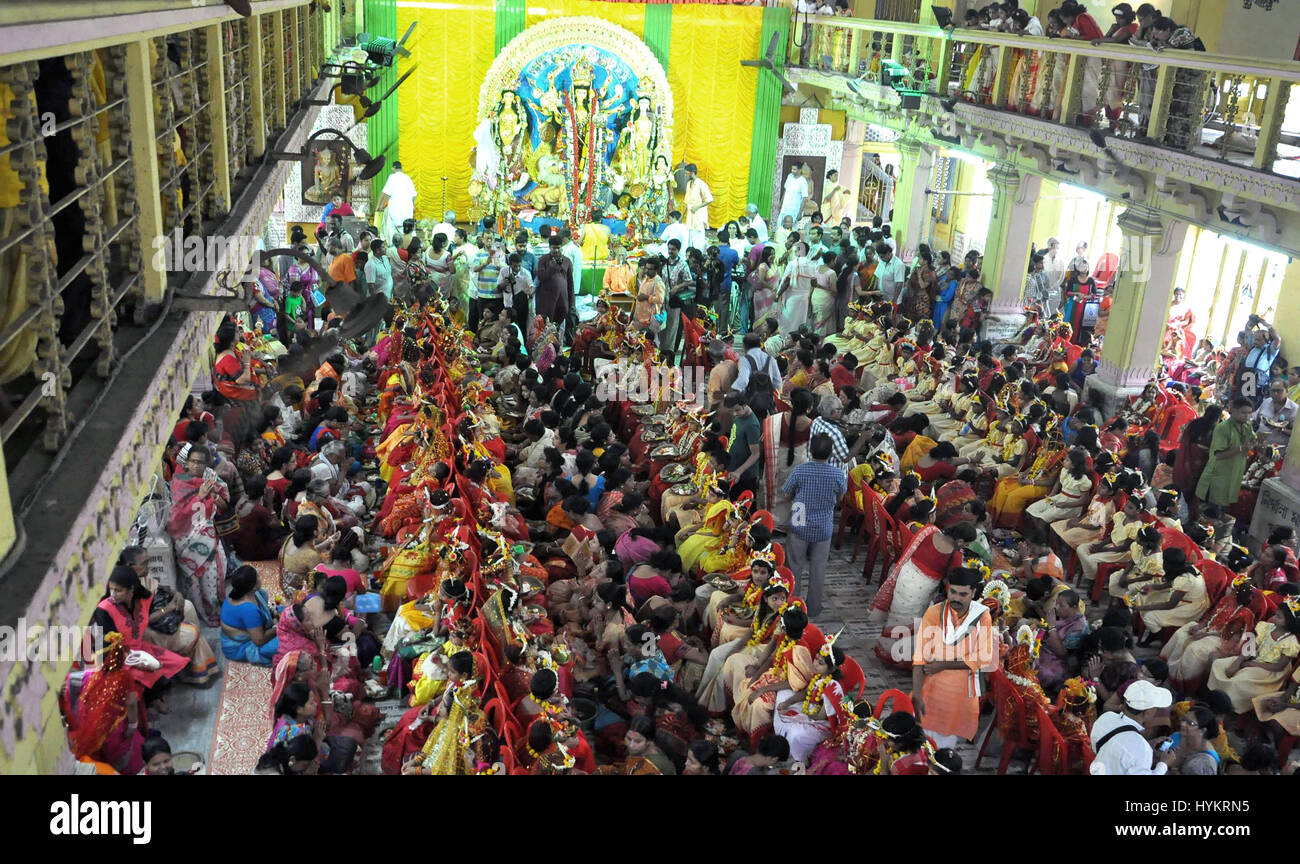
[723,392,763,500]
[1089,679,1176,775]
[1235,317,1284,405]
[911,566,995,749]
[450,228,478,313]
[513,230,537,279]
[376,161,417,245]
[661,238,692,363]
[874,241,907,303]
[705,339,738,410]
[1041,236,1067,294]
[535,233,573,342]
[746,203,769,243]
[772,214,796,250]
[498,253,534,330]
[782,433,847,618]
[432,210,457,244]
[716,229,740,323]
[1255,379,1298,448]
[560,228,582,338]
[779,162,809,225]
[364,238,394,300]
[1196,397,1258,509]
[659,209,691,252]
[683,163,713,249]
[1024,253,1055,317]
[470,235,505,332]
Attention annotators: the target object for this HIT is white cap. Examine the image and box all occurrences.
[1123,679,1172,712]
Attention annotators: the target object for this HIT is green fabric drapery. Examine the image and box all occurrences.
[495,0,527,55]
[643,4,673,72]
[364,0,400,198]
[746,5,788,219]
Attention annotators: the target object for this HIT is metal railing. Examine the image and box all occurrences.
[787,14,1300,176]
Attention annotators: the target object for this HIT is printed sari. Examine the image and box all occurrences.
[167,471,229,626]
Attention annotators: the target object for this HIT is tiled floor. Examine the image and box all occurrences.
[811,535,1000,773]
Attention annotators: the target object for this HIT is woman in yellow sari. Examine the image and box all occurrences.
[990,440,1072,531]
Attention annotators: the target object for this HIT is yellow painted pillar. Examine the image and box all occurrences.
[124,38,165,303]
[248,15,267,158]
[204,24,231,217]
[1090,203,1188,410]
[271,11,287,131]
[890,133,936,260]
[982,163,1042,314]
[0,451,16,562]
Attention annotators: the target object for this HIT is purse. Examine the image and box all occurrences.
[150,586,183,634]
[214,504,240,537]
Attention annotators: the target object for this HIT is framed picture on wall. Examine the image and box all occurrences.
[302,140,350,207]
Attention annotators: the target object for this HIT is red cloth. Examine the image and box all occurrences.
[831,364,858,392]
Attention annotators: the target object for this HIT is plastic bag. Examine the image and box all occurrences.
[134,476,177,591]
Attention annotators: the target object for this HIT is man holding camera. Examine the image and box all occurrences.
[1234,315,1283,407]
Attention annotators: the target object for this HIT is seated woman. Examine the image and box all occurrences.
[1134,554,1209,639]
[596,715,678,775]
[726,732,793,775]
[67,632,146,774]
[989,435,1067,530]
[677,495,736,574]
[1210,600,1300,713]
[282,515,337,592]
[956,401,1007,462]
[913,441,968,489]
[1108,525,1168,602]
[92,567,189,701]
[266,681,324,773]
[627,551,681,609]
[772,639,847,764]
[1163,568,1264,692]
[116,545,218,686]
[220,565,279,665]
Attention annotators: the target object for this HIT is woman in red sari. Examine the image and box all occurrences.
[211,321,259,402]
[167,444,230,626]
[91,567,189,698]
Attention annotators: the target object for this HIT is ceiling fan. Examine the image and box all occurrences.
[741,31,796,95]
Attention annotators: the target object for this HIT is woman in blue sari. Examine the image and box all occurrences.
[251,266,281,334]
[933,265,960,331]
[220,565,279,664]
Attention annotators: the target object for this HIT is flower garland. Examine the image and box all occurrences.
[801,674,833,716]
[770,636,796,678]
[747,602,787,648]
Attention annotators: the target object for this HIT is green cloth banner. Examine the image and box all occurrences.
[364,0,399,197]
[495,0,527,55]
[746,5,788,220]
[643,3,672,73]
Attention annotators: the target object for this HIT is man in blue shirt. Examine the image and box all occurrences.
[716,228,739,318]
[1235,318,1283,406]
[782,433,847,618]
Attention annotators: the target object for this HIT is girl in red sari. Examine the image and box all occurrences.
[67,632,146,775]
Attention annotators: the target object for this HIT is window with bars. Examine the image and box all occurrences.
[930,156,956,224]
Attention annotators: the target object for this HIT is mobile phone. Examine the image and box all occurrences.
[203,467,217,483]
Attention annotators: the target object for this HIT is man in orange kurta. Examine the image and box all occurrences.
[912,567,997,748]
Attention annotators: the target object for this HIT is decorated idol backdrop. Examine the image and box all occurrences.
[472,17,674,237]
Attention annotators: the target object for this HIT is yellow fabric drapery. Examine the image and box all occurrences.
[397,0,498,219]
[396,0,762,222]
[666,4,761,222]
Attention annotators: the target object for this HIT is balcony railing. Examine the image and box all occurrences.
[787,14,1300,180]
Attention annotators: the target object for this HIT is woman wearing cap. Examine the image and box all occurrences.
[1208,601,1300,712]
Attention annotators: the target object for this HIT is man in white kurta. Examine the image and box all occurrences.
[778,163,809,224]
[683,164,712,248]
[377,162,417,244]
[746,203,769,242]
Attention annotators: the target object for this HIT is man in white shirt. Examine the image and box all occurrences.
[659,210,692,253]
[874,242,907,302]
[779,162,810,225]
[772,214,795,250]
[497,253,534,330]
[431,210,457,245]
[376,161,417,245]
[746,203,769,243]
[1254,379,1298,447]
[1089,680,1176,775]
[1041,236,1067,294]
[364,238,394,299]
[682,163,713,247]
[561,228,583,334]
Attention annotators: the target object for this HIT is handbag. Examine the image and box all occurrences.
[150,585,183,634]
[214,504,240,537]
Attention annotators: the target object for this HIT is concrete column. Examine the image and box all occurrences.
[891,134,936,262]
[840,119,866,221]
[1087,204,1188,413]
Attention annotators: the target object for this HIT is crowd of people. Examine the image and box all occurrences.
[56,142,1300,777]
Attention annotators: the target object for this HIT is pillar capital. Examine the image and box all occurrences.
[987,161,1020,192]
[1115,202,1165,238]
